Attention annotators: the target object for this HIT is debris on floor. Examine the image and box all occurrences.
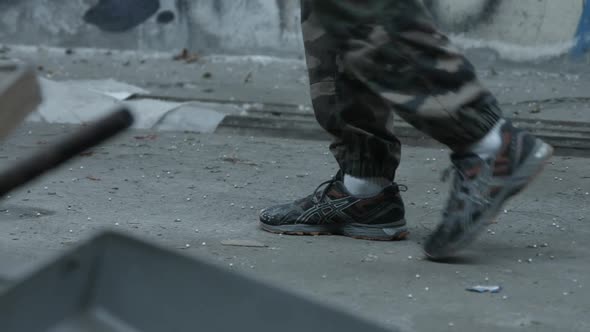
[221,239,267,248]
[466,285,502,294]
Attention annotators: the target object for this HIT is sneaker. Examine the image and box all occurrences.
[259,172,409,241]
[424,120,554,259]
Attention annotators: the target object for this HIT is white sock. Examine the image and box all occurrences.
[343,175,391,197]
[469,119,504,159]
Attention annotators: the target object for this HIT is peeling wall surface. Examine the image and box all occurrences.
[0,0,588,59]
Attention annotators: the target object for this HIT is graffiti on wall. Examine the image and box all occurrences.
[423,0,502,31]
[83,0,161,32]
[424,0,590,57]
[82,0,298,37]
[0,0,587,57]
[0,0,302,54]
[573,0,590,56]
[81,0,502,35]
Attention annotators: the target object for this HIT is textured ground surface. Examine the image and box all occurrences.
[0,123,588,331]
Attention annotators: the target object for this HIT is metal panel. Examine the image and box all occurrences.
[0,232,395,332]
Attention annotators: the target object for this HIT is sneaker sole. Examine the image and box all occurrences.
[260,220,409,241]
[424,139,554,260]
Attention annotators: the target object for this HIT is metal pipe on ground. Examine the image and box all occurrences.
[0,108,134,198]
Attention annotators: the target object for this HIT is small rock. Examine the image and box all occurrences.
[362,254,379,263]
[530,104,542,114]
[466,285,502,294]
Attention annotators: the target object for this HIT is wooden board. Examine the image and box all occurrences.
[0,61,41,140]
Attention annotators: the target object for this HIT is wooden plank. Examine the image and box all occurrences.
[0,62,41,140]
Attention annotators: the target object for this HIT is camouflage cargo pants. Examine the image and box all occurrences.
[301,0,502,180]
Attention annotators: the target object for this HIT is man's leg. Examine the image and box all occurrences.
[302,0,404,192]
[309,0,553,258]
[258,0,408,241]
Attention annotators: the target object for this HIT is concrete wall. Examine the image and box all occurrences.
[0,0,302,56]
[430,0,590,60]
[0,0,588,60]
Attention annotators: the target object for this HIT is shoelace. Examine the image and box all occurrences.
[311,175,338,204]
[311,174,408,204]
[441,158,492,208]
[441,155,480,183]
[443,162,474,193]
[442,153,492,183]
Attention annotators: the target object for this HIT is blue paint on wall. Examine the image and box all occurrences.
[83,0,161,32]
[572,0,590,56]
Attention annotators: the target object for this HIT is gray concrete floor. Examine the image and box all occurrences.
[3,45,590,124]
[0,123,589,332]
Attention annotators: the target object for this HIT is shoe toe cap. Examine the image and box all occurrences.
[423,219,462,260]
[259,203,301,226]
[259,208,274,223]
[259,204,287,225]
